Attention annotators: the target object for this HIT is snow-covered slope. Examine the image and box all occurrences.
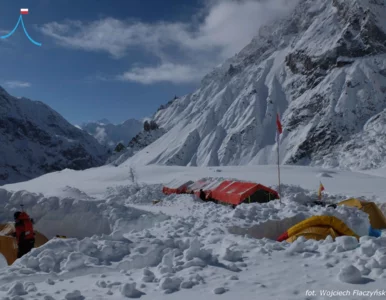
[0,86,107,184]
[128,0,386,170]
[1,164,386,299]
[81,118,142,148]
[107,128,166,166]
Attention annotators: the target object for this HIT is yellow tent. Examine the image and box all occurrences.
[0,223,49,265]
[338,198,386,230]
[283,215,359,243]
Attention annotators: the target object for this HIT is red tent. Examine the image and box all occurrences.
[162,179,194,195]
[162,177,278,206]
[210,181,279,205]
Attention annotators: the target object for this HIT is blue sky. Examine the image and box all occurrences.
[0,0,292,125]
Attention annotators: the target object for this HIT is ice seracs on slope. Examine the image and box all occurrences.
[128,0,386,170]
[0,86,107,184]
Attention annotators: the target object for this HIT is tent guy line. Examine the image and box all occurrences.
[0,9,42,46]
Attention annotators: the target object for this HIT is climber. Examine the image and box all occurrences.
[13,211,35,258]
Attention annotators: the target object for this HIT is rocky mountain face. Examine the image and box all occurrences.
[80,118,142,148]
[0,87,108,184]
[126,0,386,170]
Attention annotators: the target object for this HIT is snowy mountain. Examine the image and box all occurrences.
[81,118,142,148]
[107,128,166,166]
[128,0,386,170]
[0,86,107,184]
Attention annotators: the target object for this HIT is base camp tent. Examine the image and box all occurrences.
[162,179,195,195]
[338,198,386,229]
[210,181,279,205]
[188,178,224,193]
[162,177,279,206]
[277,216,359,243]
[0,223,49,265]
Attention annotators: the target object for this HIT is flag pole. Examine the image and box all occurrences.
[277,137,281,202]
[276,111,282,203]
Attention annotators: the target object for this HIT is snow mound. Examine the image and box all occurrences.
[0,188,168,239]
[228,191,370,240]
[120,282,144,298]
[338,265,363,284]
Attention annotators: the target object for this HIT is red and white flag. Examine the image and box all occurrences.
[20,8,29,15]
[276,113,283,134]
[275,112,283,144]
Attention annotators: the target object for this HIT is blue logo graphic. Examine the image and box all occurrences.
[0,12,42,46]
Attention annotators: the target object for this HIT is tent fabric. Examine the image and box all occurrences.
[286,227,339,243]
[162,177,279,206]
[338,198,386,229]
[279,216,358,243]
[211,181,279,205]
[0,223,49,265]
[162,179,194,195]
[188,178,223,192]
[0,236,17,265]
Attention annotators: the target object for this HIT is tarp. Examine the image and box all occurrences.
[162,179,194,195]
[338,198,386,229]
[278,216,359,243]
[211,181,279,205]
[0,223,49,265]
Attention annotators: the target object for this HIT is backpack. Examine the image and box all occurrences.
[15,212,35,241]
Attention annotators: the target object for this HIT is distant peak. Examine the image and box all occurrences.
[96,118,112,125]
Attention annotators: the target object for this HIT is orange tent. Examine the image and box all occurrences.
[211,181,279,205]
[0,223,49,265]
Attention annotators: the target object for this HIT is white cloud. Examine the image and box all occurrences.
[41,0,299,84]
[4,81,31,88]
[119,63,208,84]
[94,127,107,143]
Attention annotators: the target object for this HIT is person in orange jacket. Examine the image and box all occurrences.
[13,211,35,258]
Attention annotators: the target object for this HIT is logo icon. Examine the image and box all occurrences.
[0,8,42,46]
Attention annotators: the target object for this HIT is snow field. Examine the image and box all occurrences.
[0,179,384,299]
